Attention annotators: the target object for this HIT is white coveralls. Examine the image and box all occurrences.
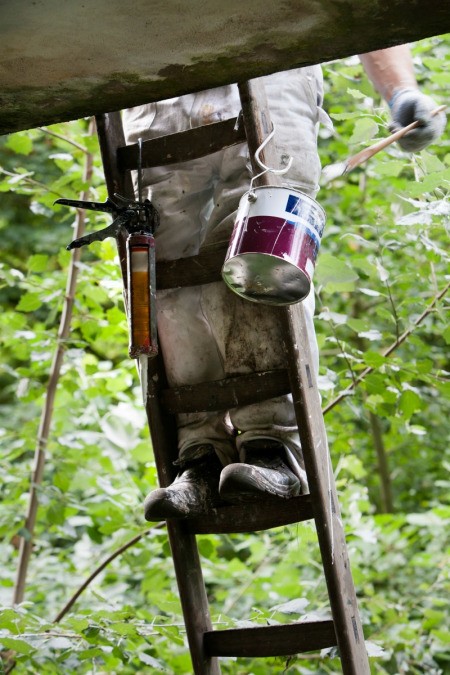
[123,67,326,489]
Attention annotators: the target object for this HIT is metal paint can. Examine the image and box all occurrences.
[222,186,326,305]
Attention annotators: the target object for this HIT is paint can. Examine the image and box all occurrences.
[222,186,326,305]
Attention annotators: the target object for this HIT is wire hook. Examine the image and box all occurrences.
[248,124,294,200]
[254,124,293,174]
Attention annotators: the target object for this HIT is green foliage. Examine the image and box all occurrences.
[1,36,450,674]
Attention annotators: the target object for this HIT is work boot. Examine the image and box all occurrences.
[144,446,225,521]
[219,440,301,502]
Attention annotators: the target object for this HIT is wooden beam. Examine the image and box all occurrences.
[161,369,291,414]
[186,495,314,534]
[204,620,337,657]
[118,118,246,170]
[2,1,449,134]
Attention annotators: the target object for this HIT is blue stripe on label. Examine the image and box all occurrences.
[286,196,324,237]
[286,194,302,215]
[286,220,321,247]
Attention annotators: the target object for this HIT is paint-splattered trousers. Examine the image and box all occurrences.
[123,67,326,486]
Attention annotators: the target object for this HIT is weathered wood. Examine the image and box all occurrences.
[161,369,290,414]
[279,304,370,674]
[204,620,337,657]
[118,117,246,170]
[140,351,220,675]
[240,82,371,673]
[238,80,283,189]
[97,112,220,675]
[187,494,313,534]
[167,521,221,675]
[156,242,227,289]
[4,0,450,134]
[95,113,133,285]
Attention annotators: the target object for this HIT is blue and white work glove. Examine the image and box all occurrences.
[389,88,446,152]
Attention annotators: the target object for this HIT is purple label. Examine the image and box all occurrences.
[233,215,320,271]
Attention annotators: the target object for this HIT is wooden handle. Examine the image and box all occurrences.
[345,104,446,173]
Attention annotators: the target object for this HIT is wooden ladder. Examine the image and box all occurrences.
[95,79,371,675]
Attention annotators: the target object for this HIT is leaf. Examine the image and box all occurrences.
[347,318,369,332]
[139,652,166,668]
[358,329,382,341]
[408,424,427,436]
[318,309,348,325]
[432,628,450,645]
[99,410,141,451]
[0,637,36,654]
[271,598,309,614]
[16,292,42,312]
[346,88,366,100]
[363,351,385,368]
[6,133,33,155]
[330,111,362,121]
[375,258,389,282]
[398,390,422,418]
[443,325,450,345]
[315,252,358,292]
[46,636,74,649]
[365,641,386,657]
[111,622,138,637]
[0,609,22,631]
[405,168,450,196]
[359,287,382,297]
[27,254,49,273]
[46,502,66,525]
[198,538,215,559]
[375,160,406,177]
[349,118,379,145]
[419,151,446,173]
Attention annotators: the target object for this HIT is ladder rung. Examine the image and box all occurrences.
[117,117,246,171]
[204,619,337,657]
[161,369,290,414]
[156,241,226,289]
[187,494,313,534]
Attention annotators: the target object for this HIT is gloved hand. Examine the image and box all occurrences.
[389,88,446,152]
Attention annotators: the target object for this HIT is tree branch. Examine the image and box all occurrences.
[12,120,95,606]
[323,281,450,415]
[368,411,394,513]
[53,523,164,623]
[38,126,89,154]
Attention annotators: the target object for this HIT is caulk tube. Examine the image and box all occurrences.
[126,232,158,359]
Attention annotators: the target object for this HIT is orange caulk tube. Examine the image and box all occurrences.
[127,232,158,359]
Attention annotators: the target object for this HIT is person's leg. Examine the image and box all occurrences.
[126,68,326,514]
[202,67,324,500]
[124,100,241,519]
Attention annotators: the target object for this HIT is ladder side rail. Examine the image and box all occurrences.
[94,113,133,285]
[95,112,221,675]
[143,359,220,675]
[237,81,370,674]
[238,81,283,189]
[95,112,178,485]
[280,305,370,674]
